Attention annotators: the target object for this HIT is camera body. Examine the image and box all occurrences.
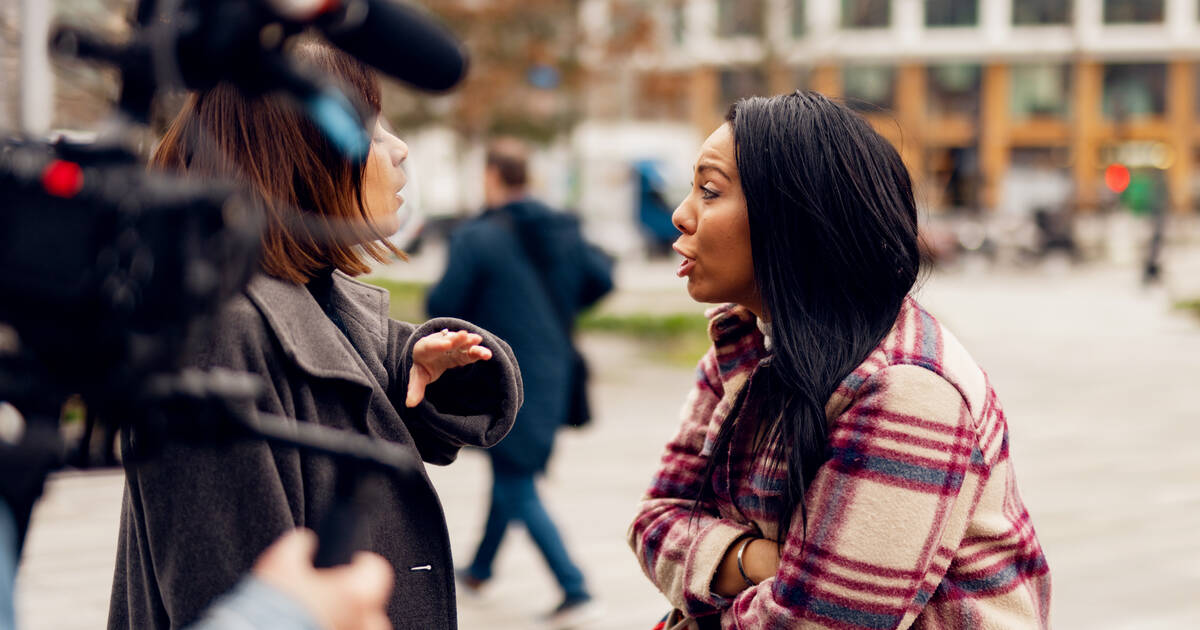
[0,138,260,406]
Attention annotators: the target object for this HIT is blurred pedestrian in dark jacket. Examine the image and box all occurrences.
[427,138,612,628]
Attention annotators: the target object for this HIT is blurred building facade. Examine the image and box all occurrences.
[8,0,1200,253]
[0,0,127,132]
[575,0,1200,216]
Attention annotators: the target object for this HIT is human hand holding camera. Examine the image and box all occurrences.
[253,529,394,630]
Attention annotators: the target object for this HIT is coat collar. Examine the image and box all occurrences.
[705,303,769,384]
[245,272,389,391]
[704,297,933,423]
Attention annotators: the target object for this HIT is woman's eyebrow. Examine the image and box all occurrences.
[696,163,729,180]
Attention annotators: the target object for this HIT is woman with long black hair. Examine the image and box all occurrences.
[629,91,1050,629]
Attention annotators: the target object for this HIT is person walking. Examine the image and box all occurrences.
[427,139,612,628]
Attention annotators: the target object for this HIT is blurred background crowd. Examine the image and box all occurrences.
[3,0,1200,629]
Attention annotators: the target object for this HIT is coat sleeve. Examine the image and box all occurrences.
[387,316,522,466]
[720,365,984,630]
[627,347,757,619]
[114,298,302,629]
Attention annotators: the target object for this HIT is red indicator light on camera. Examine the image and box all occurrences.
[42,159,84,198]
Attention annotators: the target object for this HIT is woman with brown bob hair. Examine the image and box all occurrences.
[108,40,522,630]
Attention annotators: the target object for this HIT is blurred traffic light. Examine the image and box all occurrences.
[1104,163,1130,194]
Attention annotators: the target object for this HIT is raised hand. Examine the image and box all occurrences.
[406,329,493,407]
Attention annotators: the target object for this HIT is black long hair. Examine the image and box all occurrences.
[699,91,921,545]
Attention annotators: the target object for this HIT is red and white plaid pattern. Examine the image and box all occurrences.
[629,297,1050,629]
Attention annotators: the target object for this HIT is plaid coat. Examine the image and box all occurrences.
[629,297,1050,629]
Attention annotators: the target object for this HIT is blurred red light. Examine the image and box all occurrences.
[41,159,84,198]
[1104,164,1130,194]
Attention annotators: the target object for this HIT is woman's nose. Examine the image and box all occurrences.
[390,138,409,168]
[672,201,694,235]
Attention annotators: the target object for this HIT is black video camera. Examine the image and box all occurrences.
[0,139,257,407]
[0,0,467,553]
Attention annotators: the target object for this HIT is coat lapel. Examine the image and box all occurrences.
[326,272,392,391]
[245,273,375,391]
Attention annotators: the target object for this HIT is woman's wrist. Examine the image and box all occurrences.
[713,535,778,597]
[735,537,756,587]
[740,538,778,584]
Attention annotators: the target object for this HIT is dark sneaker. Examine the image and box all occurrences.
[543,594,602,629]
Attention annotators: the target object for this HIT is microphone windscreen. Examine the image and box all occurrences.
[321,0,468,92]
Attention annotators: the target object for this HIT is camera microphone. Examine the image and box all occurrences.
[271,0,469,92]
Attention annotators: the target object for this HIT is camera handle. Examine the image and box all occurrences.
[312,462,373,568]
[139,369,418,567]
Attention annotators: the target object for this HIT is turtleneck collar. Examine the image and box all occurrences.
[755,316,773,352]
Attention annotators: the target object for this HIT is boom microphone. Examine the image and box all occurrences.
[275,0,469,92]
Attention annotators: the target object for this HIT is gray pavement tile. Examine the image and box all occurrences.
[13,262,1200,629]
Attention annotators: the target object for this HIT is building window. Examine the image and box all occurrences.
[669,1,686,46]
[1013,0,1070,25]
[719,68,767,110]
[928,63,981,117]
[717,0,765,38]
[1194,65,1200,116]
[1103,0,1163,24]
[787,0,806,36]
[843,0,890,28]
[1103,63,1166,119]
[637,72,691,120]
[792,0,806,37]
[925,0,978,27]
[1011,64,1071,120]
[842,65,896,111]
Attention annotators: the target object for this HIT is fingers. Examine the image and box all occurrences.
[469,345,493,361]
[287,528,319,561]
[343,551,394,604]
[327,553,393,630]
[408,329,493,409]
[252,530,395,630]
[405,363,430,408]
[255,528,316,575]
[413,330,491,362]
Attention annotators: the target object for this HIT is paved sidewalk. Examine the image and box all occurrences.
[14,261,1200,629]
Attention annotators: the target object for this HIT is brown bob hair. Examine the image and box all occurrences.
[151,39,405,284]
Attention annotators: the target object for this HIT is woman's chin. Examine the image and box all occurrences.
[372,217,401,237]
[684,280,711,304]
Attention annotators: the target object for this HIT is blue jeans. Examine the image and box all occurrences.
[1,499,16,630]
[466,471,588,600]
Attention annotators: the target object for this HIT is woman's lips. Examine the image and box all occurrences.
[677,256,696,278]
[673,243,696,278]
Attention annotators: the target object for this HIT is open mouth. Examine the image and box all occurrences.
[673,244,696,278]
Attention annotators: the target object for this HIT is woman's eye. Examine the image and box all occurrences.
[700,186,718,200]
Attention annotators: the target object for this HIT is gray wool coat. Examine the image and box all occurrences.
[108,271,522,630]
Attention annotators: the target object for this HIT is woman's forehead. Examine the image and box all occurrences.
[696,124,736,177]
